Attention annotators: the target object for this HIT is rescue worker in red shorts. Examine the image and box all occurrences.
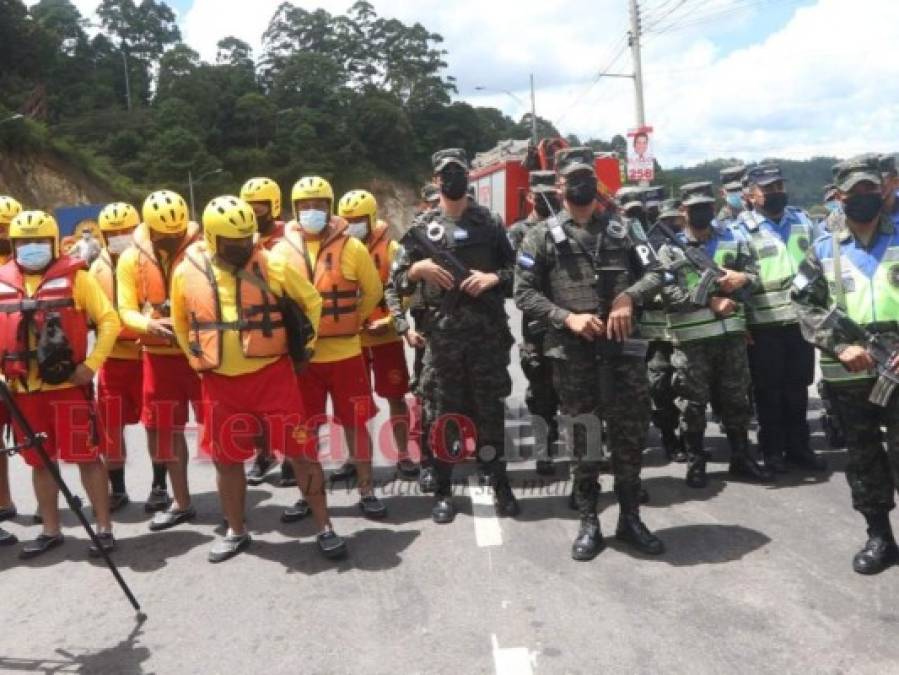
[0,195,22,547]
[338,189,416,480]
[0,210,121,558]
[239,177,296,487]
[117,190,202,529]
[273,176,386,519]
[172,196,347,561]
[90,202,149,511]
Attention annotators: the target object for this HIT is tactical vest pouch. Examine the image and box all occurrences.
[37,312,76,385]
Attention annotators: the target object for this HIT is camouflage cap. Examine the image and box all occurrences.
[879,153,897,178]
[745,164,786,187]
[528,170,557,193]
[556,147,596,176]
[835,154,882,192]
[822,183,838,202]
[432,148,469,173]
[420,183,440,203]
[679,181,716,206]
[720,164,747,191]
[640,185,666,205]
[659,198,682,219]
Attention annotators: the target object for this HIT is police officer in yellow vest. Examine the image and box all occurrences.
[736,165,826,473]
[0,195,21,546]
[658,182,774,488]
[792,155,899,575]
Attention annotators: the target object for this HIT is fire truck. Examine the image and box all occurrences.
[469,138,622,225]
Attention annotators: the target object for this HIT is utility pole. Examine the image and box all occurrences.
[628,0,646,128]
[529,73,538,145]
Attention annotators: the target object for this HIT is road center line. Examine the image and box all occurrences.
[468,475,503,547]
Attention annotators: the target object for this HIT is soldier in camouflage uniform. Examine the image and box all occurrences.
[657,182,774,488]
[616,186,647,226]
[641,186,666,226]
[391,148,519,523]
[643,199,687,462]
[508,171,561,476]
[515,147,666,561]
[792,155,899,575]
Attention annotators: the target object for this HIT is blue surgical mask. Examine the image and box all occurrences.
[16,242,53,271]
[824,200,842,214]
[346,221,369,240]
[726,192,743,209]
[299,209,328,235]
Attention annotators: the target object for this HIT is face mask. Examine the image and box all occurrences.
[439,171,469,201]
[256,213,275,236]
[843,193,884,223]
[565,176,598,207]
[534,193,560,219]
[824,200,842,215]
[153,234,182,255]
[299,209,329,235]
[106,233,132,255]
[16,242,53,271]
[218,240,253,269]
[726,193,743,210]
[762,191,788,215]
[345,220,370,241]
[688,204,716,229]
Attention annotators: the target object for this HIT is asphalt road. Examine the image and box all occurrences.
[1,303,898,675]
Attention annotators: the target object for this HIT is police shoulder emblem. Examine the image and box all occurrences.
[427,222,446,242]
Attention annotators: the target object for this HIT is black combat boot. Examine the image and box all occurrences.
[757,424,788,474]
[571,478,603,561]
[661,428,686,463]
[684,432,709,488]
[615,483,665,555]
[785,426,827,472]
[492,475,520,518]
[853,512,899,575]
[726,430,774,483]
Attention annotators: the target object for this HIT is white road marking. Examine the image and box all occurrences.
[491,634,535,675]
[468,475,503,547]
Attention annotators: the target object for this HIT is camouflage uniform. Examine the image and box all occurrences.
[391,150,516,508]
[791,155,899,573]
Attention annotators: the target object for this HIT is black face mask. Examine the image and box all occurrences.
[153,234,182,256]
[565,176,598,207]
[762,191,788,215]
[218,241,253,270]
[647,206,660,224]
[534,193,561,218]
[257,213,275,236]
[688,204,716,229]
[844,193,884,223]
[0,239,10,256]
[439,170,469,201]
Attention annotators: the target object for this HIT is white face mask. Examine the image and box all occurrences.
[346,220,369,240]
[16,242,53,271]
[106,232,132,255]
[299,209,328,235]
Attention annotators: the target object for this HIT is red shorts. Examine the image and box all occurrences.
[12,387,101,468]
[297,355,375,431]
[200,357,313,465]
[97,357,143,459]
[363,341,410,399]
[141,352,203,430]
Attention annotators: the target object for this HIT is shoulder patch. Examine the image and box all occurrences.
[517,253,536,270]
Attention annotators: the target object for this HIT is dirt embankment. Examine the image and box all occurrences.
[0,150,117,211]
[366,177,419,238]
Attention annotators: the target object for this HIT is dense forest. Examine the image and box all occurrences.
[0,0,857,211]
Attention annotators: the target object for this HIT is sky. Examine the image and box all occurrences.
[37,0,899,167]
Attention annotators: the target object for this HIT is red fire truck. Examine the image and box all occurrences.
[469,138,622,225]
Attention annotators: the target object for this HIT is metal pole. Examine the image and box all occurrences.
[188,171,195,222]
[529,73,538,145]
[628,0,646,127]
[121,47,132,111]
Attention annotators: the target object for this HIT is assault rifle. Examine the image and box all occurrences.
[401,225,473,318]
[820,307,899,407]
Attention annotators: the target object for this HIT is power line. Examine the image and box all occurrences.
[553,34,630,128]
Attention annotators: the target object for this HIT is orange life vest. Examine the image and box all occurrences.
[282,221,360,338]
[367,220,391,323]
[92,249,141,342]
[180,244,288,372]
[0,255,89,381]
[133,222,200,347]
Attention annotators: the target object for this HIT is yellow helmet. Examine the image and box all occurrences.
[338,190,377,224]
[291,176,334,210]
[202,196,257,255]
[142,190,188,234]
[10,210,59,256]
[98,202,140,232]
[240,177,282,219]
[0,196,23,226]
